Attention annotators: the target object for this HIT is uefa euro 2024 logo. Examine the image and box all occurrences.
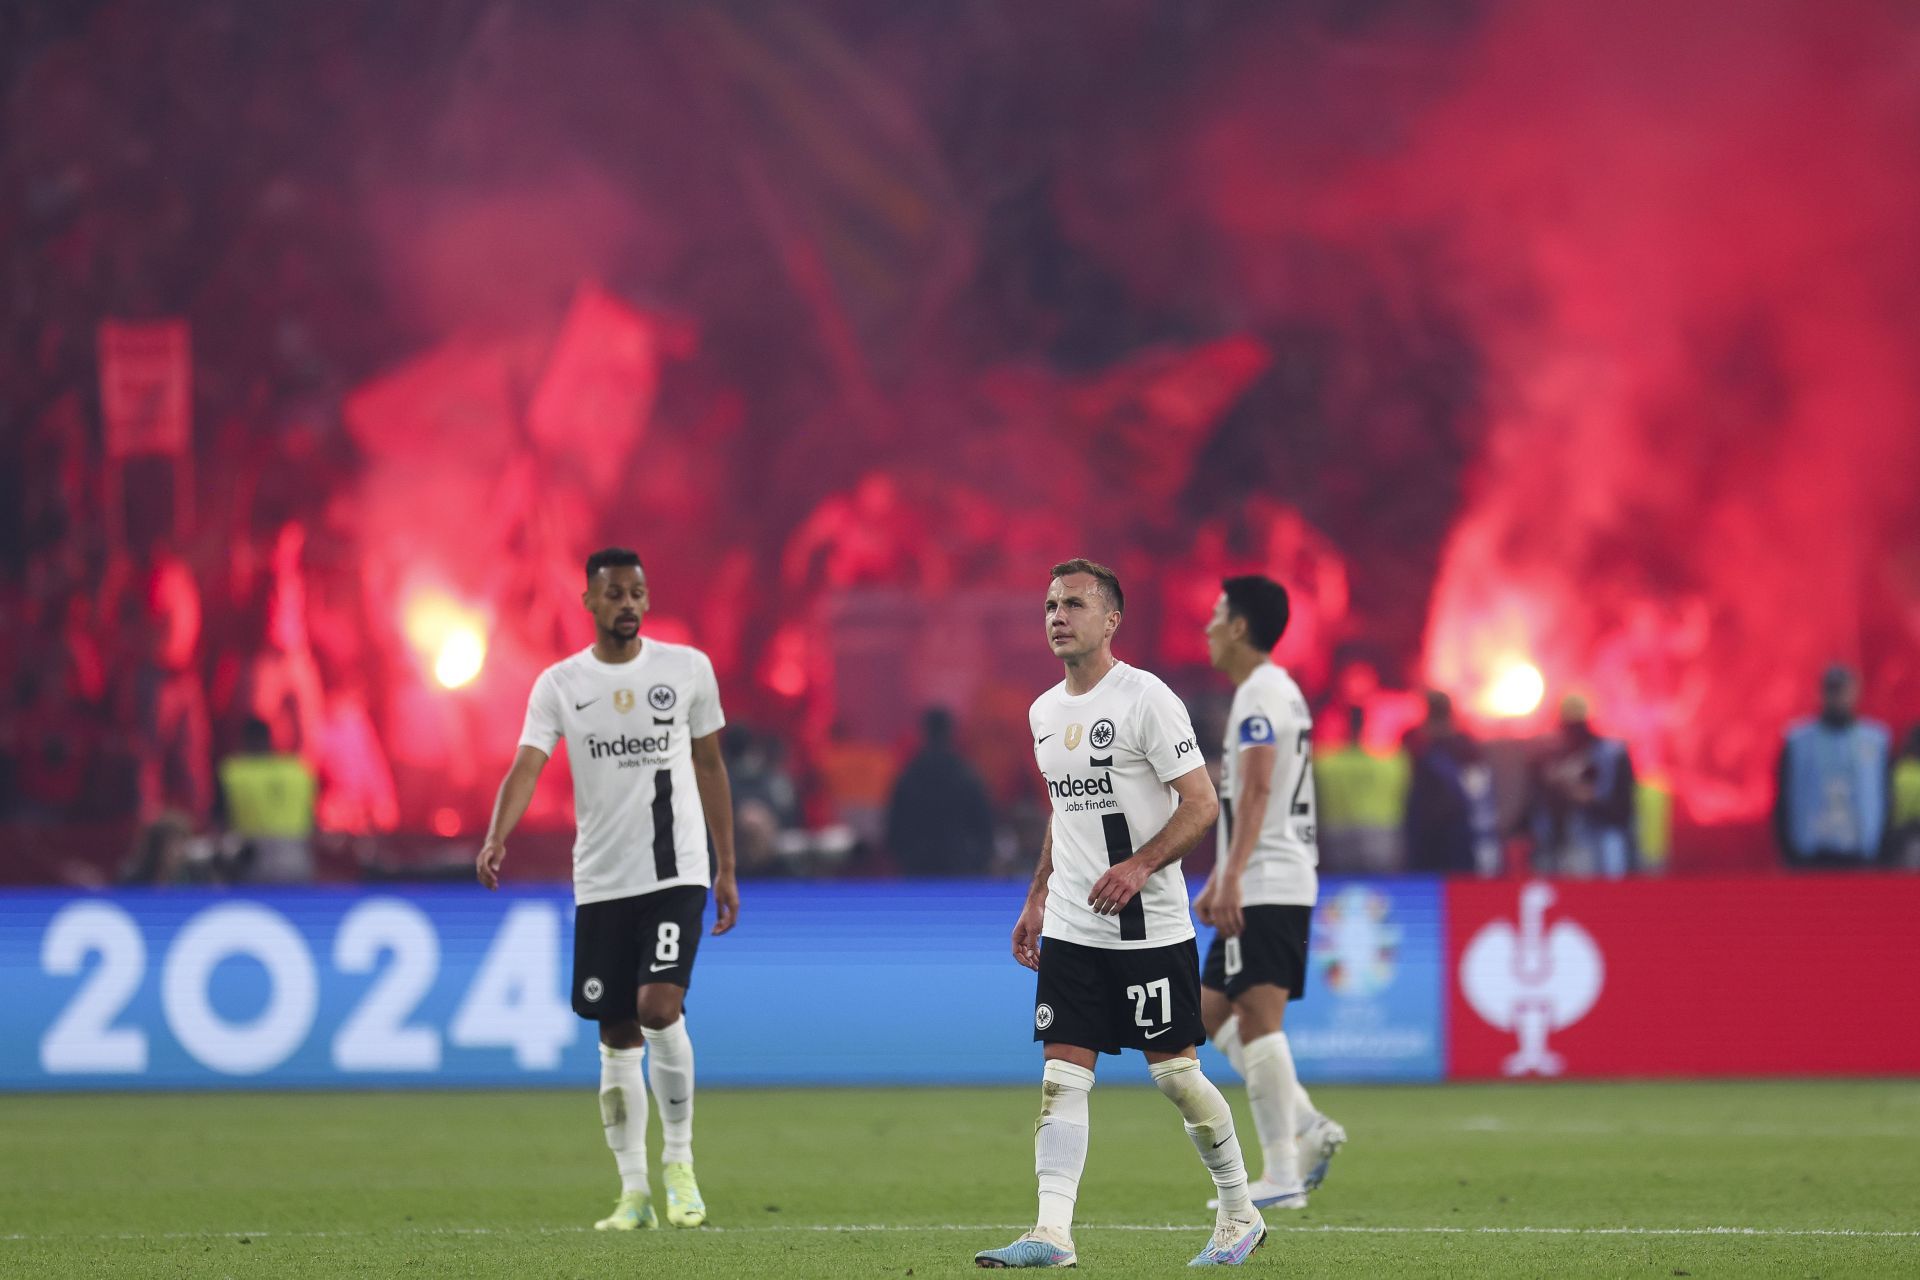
[1310,887,1400,998]
[1459,882,1604,1077]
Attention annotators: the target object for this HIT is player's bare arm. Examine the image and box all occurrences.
[477,744,550,889]
[1012,820,1054,970]
[1196,741,1277,938]
[691,730,739,934]
[1088,766,1218,917]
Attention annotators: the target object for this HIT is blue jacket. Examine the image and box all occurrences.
[1776,717,1890,860]
[1527,734,1636,878]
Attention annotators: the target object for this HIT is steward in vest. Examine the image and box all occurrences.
[1775,666,1891,868]
[217,717,317,882]
[1317,705,1410,874]
[1889,726,1920,869]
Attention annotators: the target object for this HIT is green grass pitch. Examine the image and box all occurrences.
[3,1080,1917,1276]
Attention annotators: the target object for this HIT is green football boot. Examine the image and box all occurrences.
[593,1190,658,1231]
[662,1162,707,1228]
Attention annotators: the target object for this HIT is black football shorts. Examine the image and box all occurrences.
[1201,904,1311,1001]
[1034,935,1205,1055]
[572,885,708,1020]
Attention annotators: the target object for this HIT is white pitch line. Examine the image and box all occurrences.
[1453,1116,1920,1139]
[4,1223,1919,1242]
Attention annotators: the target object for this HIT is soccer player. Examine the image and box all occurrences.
[1193,575,1346,1210]
[476,547,739,1232]
[976,559,1266,1270]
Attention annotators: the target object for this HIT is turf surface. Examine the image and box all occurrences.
[3,1080,1917,1276]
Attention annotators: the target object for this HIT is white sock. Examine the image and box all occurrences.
[1213,1016,1247,1077]
[1035,1060,1094,1235]
[1242,1032,1301,1190]
[642,1017,696,1166]
[1219,1014,1319,1137]
[1294,1074,1321,1136]
[1275,1030,1321,1136]
[599,1044,650,1194]
[1150,1057,1251,1218]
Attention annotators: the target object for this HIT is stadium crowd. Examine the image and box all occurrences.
[6,534,1915,888]
[7,2,1918,888]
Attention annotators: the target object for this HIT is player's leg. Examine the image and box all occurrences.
[1229,982,1305,1203]
[1203,923,1302,1208]
[638,887,707,1227]
[976,940,1101,1268]
[1246,906,1345,1193]
[1131,941,1264,1265]
[1146,1047,1265,1265]
[1200,936,1239,1065]
[1211,1001,1319,1137]
[577,897,655,1230]
[1032,1044,1097,1252]
[596,1019,655,1229]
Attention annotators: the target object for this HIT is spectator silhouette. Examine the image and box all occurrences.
[1523,695,1638,879]
[1403,691,1500,876]
[1774,665,1891,869]
[885,709,995,877]
[726,727,804,876]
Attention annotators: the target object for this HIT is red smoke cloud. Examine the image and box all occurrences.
[1139,0,1920,825]
[1400,1,1920,820]
[335,1,1919,834]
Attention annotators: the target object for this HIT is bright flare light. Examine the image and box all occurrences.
[433,628,486,689]
[1481,660,1546,719]
[403,591,489,690]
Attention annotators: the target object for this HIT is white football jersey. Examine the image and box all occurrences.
[519,641,726,905]
[1030,662,1207,949]
[1218,663,1319,906]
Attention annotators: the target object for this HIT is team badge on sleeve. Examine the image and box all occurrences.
[1239,715,1275,745]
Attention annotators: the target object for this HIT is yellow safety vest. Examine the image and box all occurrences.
[1314,747,1410,830]
[1636,777,1672,870]
[1893,759,1920,828]
[219,753,317,838]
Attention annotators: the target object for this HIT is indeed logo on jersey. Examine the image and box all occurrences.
[1047,771,1118,813]
[1048,773,1113,799]
[584,732,671,765]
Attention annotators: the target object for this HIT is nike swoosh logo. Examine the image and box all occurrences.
[667,1096,688,1105]
[1213,1135,1232,1149]
[1143,1026,1172,1039]
[575,699,600,711]
[649,961,676,972]
[1037,734,1055,745]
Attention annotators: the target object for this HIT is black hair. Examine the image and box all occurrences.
[1050,558,1124,613]
[585,547,644,582]
[241,717,274,753]
[1220,574,1291,652]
